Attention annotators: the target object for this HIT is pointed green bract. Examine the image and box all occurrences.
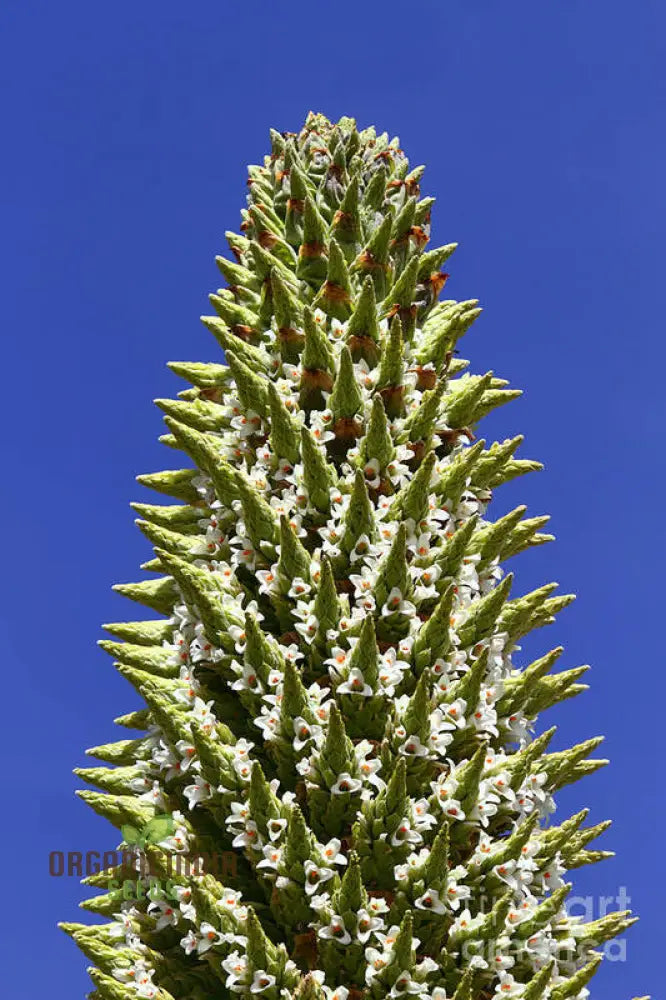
[64,113,643,1000]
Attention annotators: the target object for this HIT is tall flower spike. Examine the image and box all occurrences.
[64,113,646,1000]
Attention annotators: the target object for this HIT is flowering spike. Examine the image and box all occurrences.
[329,345,363,423]
[346,276,380,365]
[301,306,335,374]
[312,238,353,321]
[271,270,305,362]
[234,470,279,551]
[225,349,269,417]
[389,449,436,524]
[362,164,387,211]
[354,213,392,298]
[297,197,329,286]
[377,315,406,416]
[135,466,200,502]
[277,515,312,592]
[300,425,335,514]
[201,314,269,370]
[269,381,301,467]
[64,114,643,1000]
[361,394,394,474]
[331,174,361,255]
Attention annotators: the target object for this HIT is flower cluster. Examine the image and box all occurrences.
[63,113,639,1000]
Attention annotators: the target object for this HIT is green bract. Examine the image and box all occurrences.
[62,113,645,1000]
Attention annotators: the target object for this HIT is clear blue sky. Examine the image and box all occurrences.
[2,2,663,998]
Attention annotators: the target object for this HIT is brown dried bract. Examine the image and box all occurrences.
[299,241,327,258]
[333,416,363,440]
[231,324,255,342]
[409,225,429,247]
[257,230,278,249]
[292,934,319,971]
[427,270,450,296]
[439,426,476,445]
[279,327,306,347]
[409,366,437,391]
[301,369,334,392]
[321,281,351,304]
[199,387,225,404]
[355,250,387,273]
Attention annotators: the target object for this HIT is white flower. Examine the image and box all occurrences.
[381,587,417,618]
[158,821,189,853]
[399,735,430,757]
[350,534,378,563]
[357,753,384,790]
[257,844,282,871]
[350,565,378,598]
[256,567,279,595]
[147,898,179,930]
[415,888,446,914]
[192,697,217,735]
[218,889,243,912]
[112,958,153,985]
[331,772,362,795]
[365,896,389,916]
[378,648,409,694]
[225,801,250,828]
[386,446,414,486]
[494,973,524,997]
[363,457,381,488]
[326,646,350,678]
[137,779,165,808]
[232,821,261,849]
[183,775,212,810]
[137,983,159,999]
[179,929,198,955]
[319,914,351,944]
[488,941,515,973]
[472,834,495,863]
[337,667,373,696]
[444,875,471,911]
[295,614,319,642]
[266,816,288,841]
[232,756,253,782]
[443,699,468,730]
[493,859,520,890]
[390,971,422,996]
[190,524,224,556]
[304,860,335,895]
[412,798,437,831]
[390,818,422,847]
[293,717,323,751]
[365,946,389,982]
[288,576,312,599]
[320,838,348,866]
[222,950,248,989]
[355,907,384,942]
[250,971,276,993]
[196,921,224,953]
[449,908,483,937]
[323,988,349,1000]
[280,642,304,663]
[231,661,264,693]
[470,786,500,827]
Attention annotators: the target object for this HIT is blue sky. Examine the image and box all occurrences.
[2,2,664,997]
